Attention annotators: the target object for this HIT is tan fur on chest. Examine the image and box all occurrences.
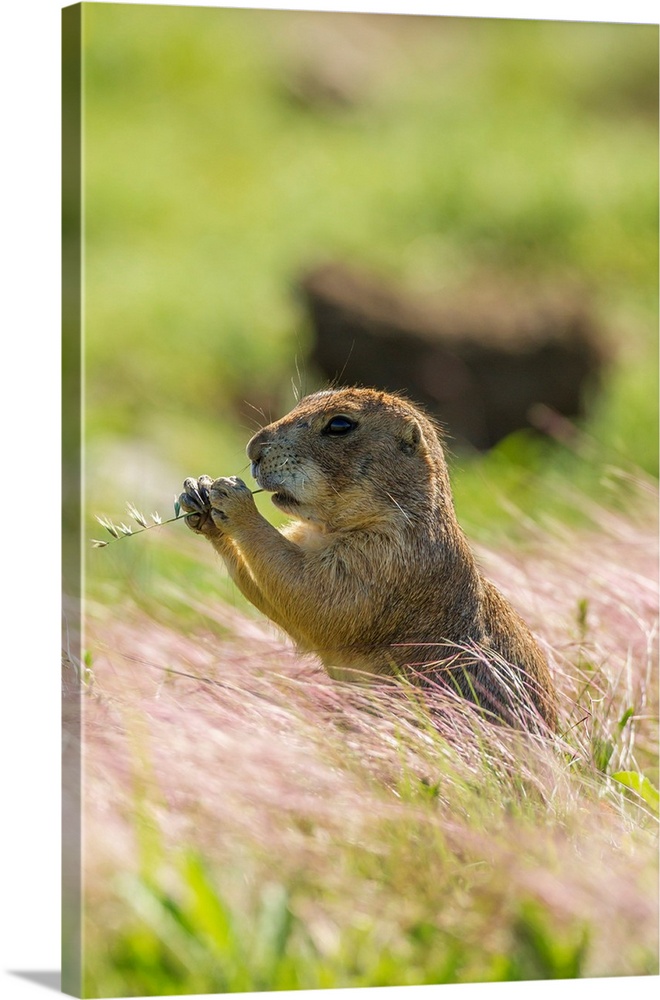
[282,519,338,553]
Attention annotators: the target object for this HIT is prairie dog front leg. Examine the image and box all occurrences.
[183,477,365,647]
[178,476,278,620]
[206,478,358,642]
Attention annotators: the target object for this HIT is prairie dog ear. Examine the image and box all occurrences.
[400,418,422,455]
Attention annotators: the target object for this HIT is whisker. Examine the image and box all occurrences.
[385,492,413,526]
[243,399,268,426]
[335,338,356,387]
[291,376,300,403]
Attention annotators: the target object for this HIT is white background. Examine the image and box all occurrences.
[1,1,658,998]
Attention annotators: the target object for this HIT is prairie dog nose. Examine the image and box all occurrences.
[246,428,271,463]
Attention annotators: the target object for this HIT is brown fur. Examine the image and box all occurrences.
[179,387,557,731]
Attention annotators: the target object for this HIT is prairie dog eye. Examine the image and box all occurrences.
[323,415,357,436]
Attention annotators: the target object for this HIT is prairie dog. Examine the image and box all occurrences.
[179,387,557,730]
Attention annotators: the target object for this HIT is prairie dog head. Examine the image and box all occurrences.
[246,387,450,530]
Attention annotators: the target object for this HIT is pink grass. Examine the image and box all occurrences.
[77,475,659,981]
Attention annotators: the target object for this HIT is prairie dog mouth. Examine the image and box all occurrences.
[252,465,300,505]
[271,489,300,509]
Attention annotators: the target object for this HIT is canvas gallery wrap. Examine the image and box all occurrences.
[62,3,659,997]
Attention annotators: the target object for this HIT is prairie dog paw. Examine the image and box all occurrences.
[179,475,217,534]
[209,476,255,529]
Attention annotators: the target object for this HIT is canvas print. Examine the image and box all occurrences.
[62,3,659,997]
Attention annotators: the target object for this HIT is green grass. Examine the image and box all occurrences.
[89,846,596,997]
[80,6,658,496]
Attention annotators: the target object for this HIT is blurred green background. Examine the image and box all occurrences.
[81,3,658,540]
